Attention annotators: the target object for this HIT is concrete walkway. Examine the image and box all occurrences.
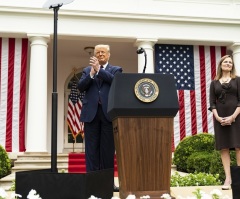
[171,185,232,198]
[112,186,232,198]
[111,168,233,198]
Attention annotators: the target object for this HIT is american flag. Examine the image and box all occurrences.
[0,38,28,152]
[67,80,84,140]
[155,44,226,150]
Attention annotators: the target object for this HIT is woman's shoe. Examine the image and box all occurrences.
[221,185,231,190]
[222,180,231,190]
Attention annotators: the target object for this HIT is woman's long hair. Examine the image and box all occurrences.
[214,55,236,80]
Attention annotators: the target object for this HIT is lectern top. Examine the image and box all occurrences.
[107,73,179,120]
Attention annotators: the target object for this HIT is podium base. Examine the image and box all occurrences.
[16,168,113,199]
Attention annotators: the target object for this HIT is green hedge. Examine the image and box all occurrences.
[0,145,11,178]
[173,133,238,183]
[209,150,236,182]
[173,133,215,172]
[186,151,213,173]
[171,172,221,187]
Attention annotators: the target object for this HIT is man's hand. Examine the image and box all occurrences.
[90,56,100,73]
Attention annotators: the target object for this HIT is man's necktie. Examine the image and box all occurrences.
[97,66,103,86]
[98,66,104,104]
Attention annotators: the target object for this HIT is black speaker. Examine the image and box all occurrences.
[231,166,240,199]
[16,168,114,199]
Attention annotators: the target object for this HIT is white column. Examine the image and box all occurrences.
[231,43,240,76]
[135,39,157,73]
[26,34,50,152]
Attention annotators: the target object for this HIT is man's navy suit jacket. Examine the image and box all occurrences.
[78,64,122,122]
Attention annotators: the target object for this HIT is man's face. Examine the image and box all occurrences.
[95,47,110,65]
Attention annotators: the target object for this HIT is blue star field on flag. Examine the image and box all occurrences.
[155,44,195,90]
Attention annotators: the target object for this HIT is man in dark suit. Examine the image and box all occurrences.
[78,44,122,178]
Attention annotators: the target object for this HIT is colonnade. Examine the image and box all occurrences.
[25,35,240,152]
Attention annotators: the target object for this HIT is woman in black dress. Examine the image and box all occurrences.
[209,55,240,190]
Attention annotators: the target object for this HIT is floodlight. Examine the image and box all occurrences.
[43,0,74,8]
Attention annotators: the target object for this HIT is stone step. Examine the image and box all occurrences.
[14,159,68,167]
[0,173,15,191]
[16,153,68,160]
[0,167,69,191]
[11,165,69,173]
[0,153,71,190]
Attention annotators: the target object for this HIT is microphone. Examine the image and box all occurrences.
[136,48,145,54]
[136,48,147,73]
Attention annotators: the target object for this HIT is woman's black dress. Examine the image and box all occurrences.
[209,77,240,150]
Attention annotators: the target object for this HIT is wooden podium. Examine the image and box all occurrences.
[108,73,179,198]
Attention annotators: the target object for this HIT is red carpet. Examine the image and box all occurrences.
[68,153,118,177]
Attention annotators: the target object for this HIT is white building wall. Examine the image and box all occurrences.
[1,0,240,154]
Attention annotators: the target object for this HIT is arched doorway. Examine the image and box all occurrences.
[64,69,85,152]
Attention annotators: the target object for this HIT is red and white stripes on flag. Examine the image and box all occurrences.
[67,81,84,140]
[0,38,28,152]
[155,45,226,150]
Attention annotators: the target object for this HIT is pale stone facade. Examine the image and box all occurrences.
[1,0,240,155]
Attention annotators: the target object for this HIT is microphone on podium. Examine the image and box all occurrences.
[136,48,145,54]
[136,47,147,73]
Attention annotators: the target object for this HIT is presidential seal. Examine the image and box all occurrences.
[134,78,159,103]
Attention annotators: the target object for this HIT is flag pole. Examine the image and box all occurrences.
[43,0,75,173]
[50,4,60,172]
[72,140,75,153]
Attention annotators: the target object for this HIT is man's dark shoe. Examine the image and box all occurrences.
[113,184,119,192]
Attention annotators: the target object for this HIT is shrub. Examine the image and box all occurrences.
[209,150,236,182]
[173,133,215,172]
[9,180,15,191]
[186,151,213,173]
[0,145,11,178]
[170,171,221,187]
[173,133,238,184]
